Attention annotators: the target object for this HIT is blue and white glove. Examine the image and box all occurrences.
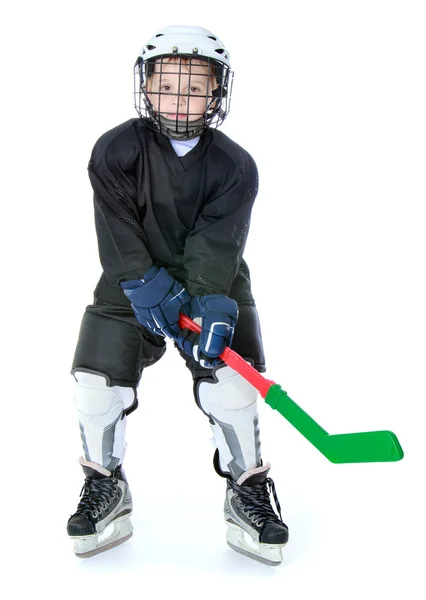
[120,266,190,339]
[177,294,238,368]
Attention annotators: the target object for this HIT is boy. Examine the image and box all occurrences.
[68,25,288,566]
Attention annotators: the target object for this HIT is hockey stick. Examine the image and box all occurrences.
[179,314,404,464]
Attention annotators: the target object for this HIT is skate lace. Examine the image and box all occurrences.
[75,477,118,519]
[230,477,283,528]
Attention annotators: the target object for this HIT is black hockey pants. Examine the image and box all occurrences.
[71,297,266,395]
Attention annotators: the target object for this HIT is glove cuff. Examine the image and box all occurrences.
[121,267,176,307]
[190,294,238,320]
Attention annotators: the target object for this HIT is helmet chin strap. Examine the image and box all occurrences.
[158,115,206,140]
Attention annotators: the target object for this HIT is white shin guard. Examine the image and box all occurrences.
[73,371,135,471]
[197,365,261,480]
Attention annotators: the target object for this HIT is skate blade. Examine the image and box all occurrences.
[226,523,285,566]
[72,515,133,558]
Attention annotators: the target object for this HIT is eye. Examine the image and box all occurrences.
[160,85,171,92]
[190,87,201,94]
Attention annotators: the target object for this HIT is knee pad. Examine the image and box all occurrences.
[73,371,136,471]
[197,365,257,416]
[196,365,261,480]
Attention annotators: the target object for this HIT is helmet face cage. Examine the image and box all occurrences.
[134,53,233,139]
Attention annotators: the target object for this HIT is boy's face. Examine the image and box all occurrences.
[146,59,217,122]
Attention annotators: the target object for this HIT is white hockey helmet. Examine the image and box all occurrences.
[134,25,234,139]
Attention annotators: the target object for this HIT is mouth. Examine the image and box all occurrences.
[166,113,189,121]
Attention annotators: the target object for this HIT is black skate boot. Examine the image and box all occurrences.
[214,450,289,566]
[67,457,133,558]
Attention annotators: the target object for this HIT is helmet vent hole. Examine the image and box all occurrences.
[208,36,217,41]
[146,44,156,50]
[215,48,225,54]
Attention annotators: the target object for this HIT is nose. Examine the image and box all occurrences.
[173,94,187,107]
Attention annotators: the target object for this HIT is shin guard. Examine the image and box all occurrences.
[73,371,136,471]
[196,365,261,480]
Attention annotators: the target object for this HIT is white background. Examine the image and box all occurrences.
[2,1,425,598]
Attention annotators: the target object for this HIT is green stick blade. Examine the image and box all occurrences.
[324,430,404,464]
[265,384,404,464]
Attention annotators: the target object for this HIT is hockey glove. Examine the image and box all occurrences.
[120,266,190,339]
[177,294,238,368]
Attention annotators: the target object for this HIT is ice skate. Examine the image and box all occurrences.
[67,457,133,558]
[215,453,288,566]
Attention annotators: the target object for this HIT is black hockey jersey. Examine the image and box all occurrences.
[89,118,259,307]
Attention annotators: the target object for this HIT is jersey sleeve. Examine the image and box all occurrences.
[88,130,153,286]
[183,153,258,297]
